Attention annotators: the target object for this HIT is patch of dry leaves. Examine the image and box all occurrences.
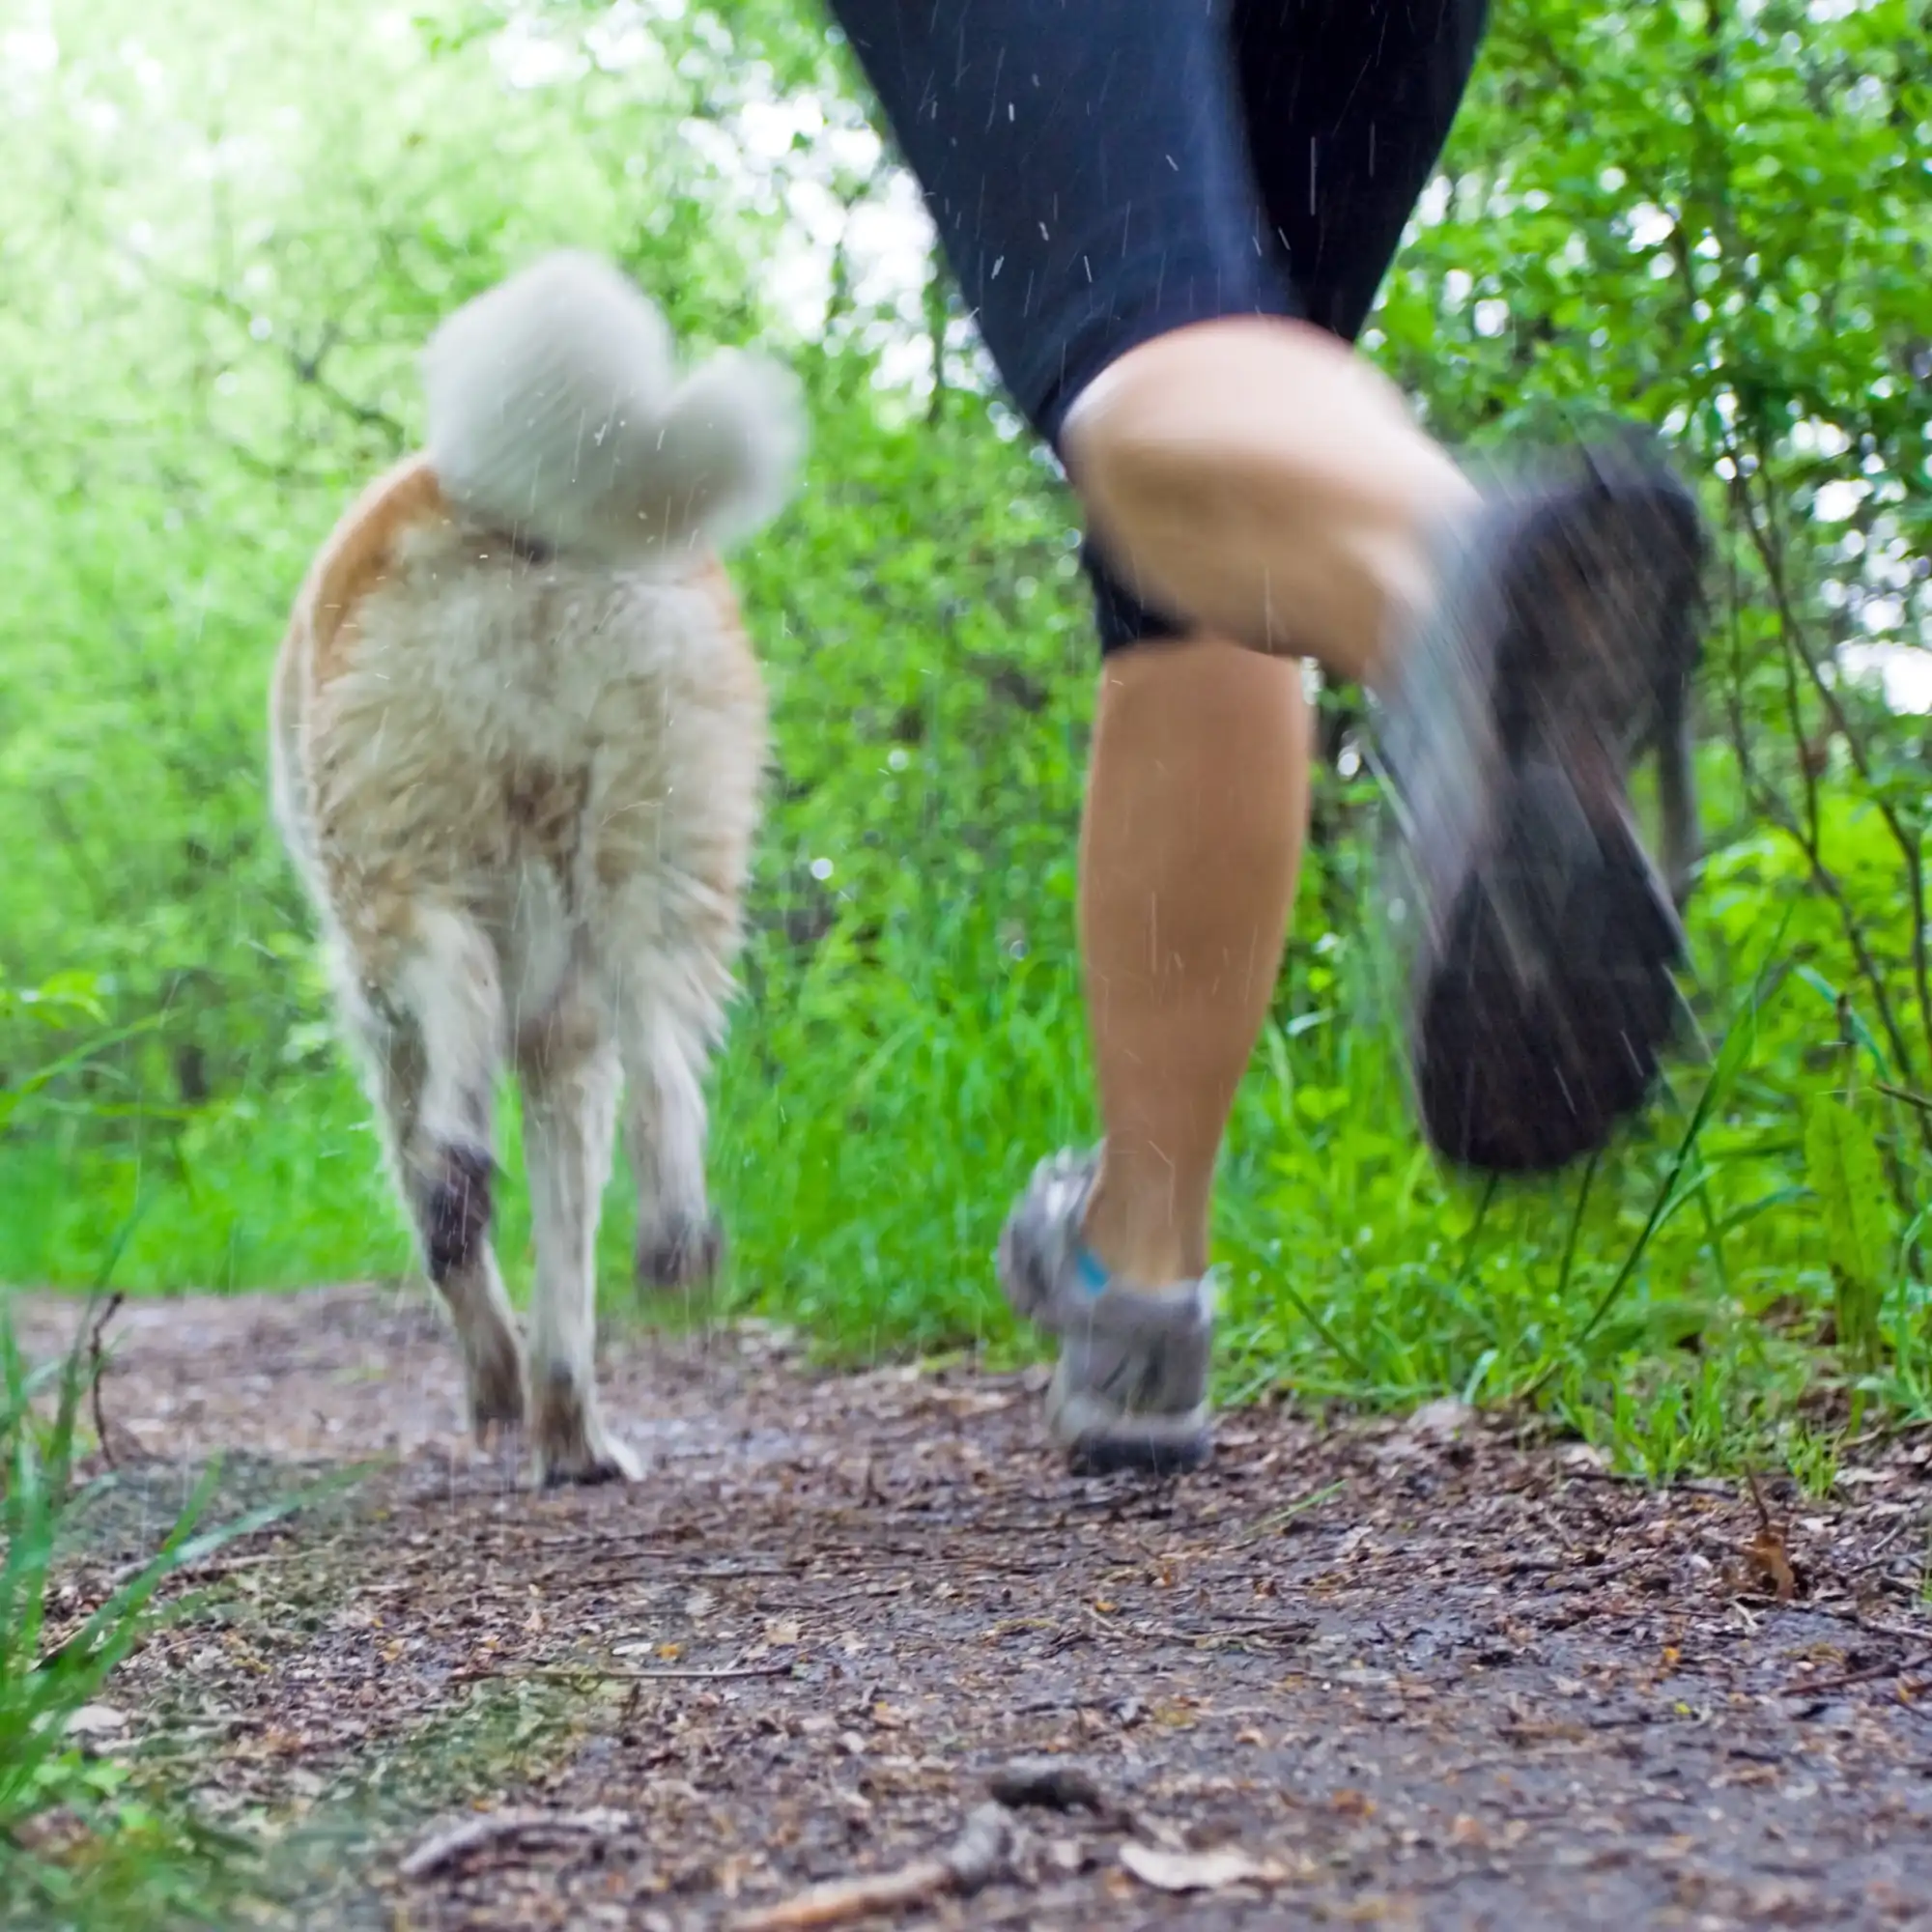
[13,1287,1932,1930]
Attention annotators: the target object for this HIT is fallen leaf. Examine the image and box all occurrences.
[1119,1843,1282,1893]
[65,1704,128,1739]
[1745,1525,1797,1604]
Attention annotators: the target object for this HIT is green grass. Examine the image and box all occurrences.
[1,882,1917,1918]
[6,882,1923,1490]
[0,1298,332,1929]
[0,1081,408,1294]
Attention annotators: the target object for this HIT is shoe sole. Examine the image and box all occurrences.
[1001,1165,1217,1480]
[1065,1426,1213,1478]
[1413,450,1707,1173]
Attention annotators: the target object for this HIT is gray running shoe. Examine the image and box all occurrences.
[1380,435,1708,1174]
[997,1149,1214,1475]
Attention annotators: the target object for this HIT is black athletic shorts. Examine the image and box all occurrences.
[827,0,1489,653]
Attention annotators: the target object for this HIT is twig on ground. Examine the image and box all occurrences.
[514,1661,796,1684]
[86,1292,126,1469]
[550,1561,804,1587]
[397,1806,633,1882]
[103,1545,289,1593]
[729,1802,1013,1931]
[1780,1651,1932,1698]
[1074,1611,1312,1653]
[1807,1604,1932,1646]
[1835,1516,1918,1581]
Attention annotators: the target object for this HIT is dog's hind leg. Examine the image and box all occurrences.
[621,983,725,1297]
[338,907,525,1435]
[516,984,635,1485]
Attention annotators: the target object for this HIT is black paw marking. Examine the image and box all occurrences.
[636,1213,724,1293]
[1067,1429,1213,1479]
[541,1456,629,1490]
[419,1140,495,1281]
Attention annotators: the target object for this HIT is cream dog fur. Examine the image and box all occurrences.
[270,251,803,1483]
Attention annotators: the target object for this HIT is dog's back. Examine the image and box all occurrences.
[272,456,766,1003]
[270,253,803,1485]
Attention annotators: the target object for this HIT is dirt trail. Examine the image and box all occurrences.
[16,1285,1932,1929]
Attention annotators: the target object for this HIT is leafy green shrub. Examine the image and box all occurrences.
[0,0,1926,1479]
[0,984,321,1927]
[0,1307,257,1929]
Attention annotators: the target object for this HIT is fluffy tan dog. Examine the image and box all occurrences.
[270,252,803,1483]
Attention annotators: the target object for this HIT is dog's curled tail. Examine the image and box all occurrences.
[421,249,804,561]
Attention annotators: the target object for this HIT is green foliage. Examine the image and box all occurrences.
[0,1293,275,1926]
[1803,1093,1894,1372]
[1,1316,210,1925]
[0,985,346,1925]
[0,0,1928,1482]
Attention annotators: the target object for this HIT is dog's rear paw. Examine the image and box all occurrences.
[535,1427,642,1488]
[636,1212,724,1293]
[465,1333,526,1435]
[531,1368,639,1486]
